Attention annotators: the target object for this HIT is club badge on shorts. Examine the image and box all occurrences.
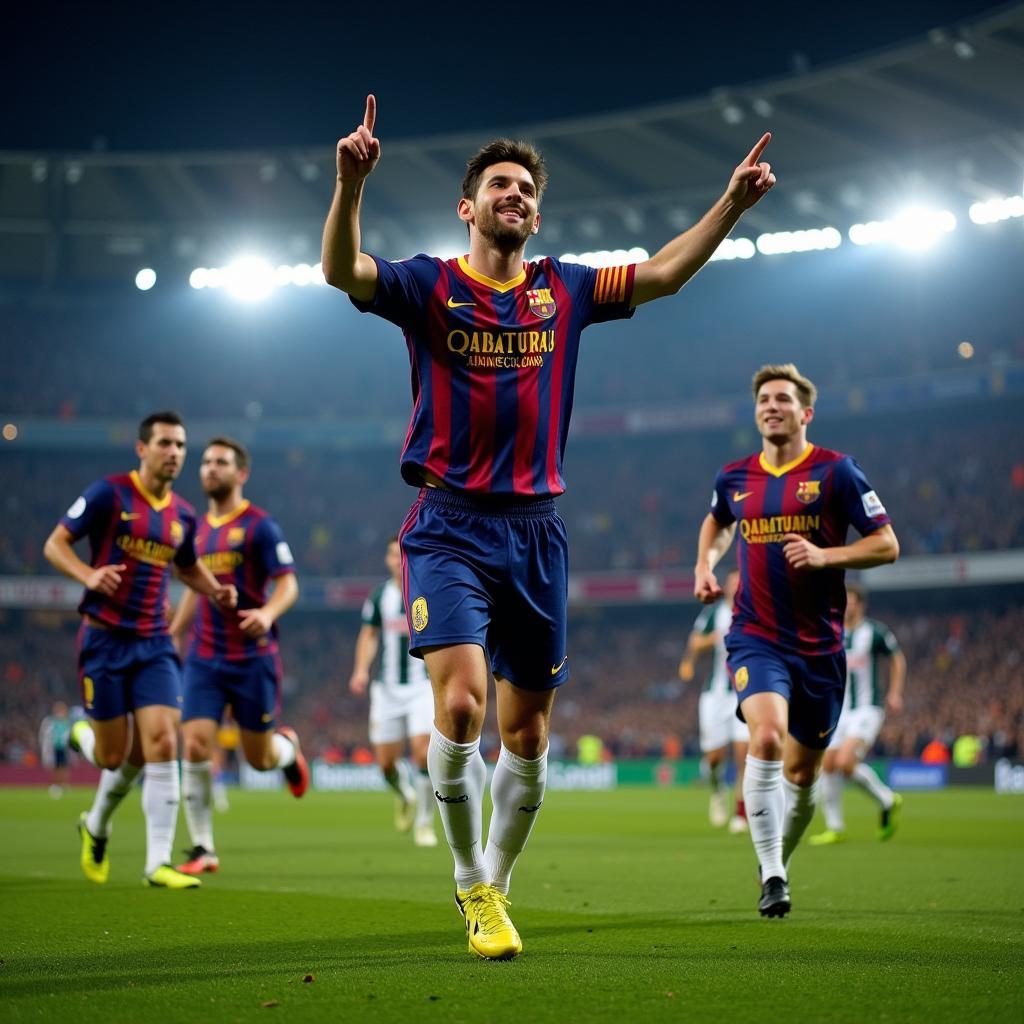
[733,665,749,692]
[411,597,429,633]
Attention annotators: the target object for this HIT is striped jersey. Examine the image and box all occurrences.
[692,600,733,697]
[188,501,295,661]
[361,578,430,695]
[844,617,900,709]
[352,254,636,496]
[710,444,891,657]
[59,470,197,636]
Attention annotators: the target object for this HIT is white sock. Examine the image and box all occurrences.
[781,777,819,868]
[182,760,215,852]
[414,768,434,828]
[821,770,845,832]
[74,721,97,765]
[86,761,141,838]
[709,760,724,791]
[851,761,894,809]
[384,760,414,800]
[743,755,786,881]
[484,745,548,895]
[142,761,181,875]
[427,726,487,890]
[271,732,296,769]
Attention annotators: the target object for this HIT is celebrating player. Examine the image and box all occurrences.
[322,94,776,959]
[679,570,749,833]
[810,583,906,845]
[43,411,237,889]
[350,537,437,848]
[694,365,899,917]
[169,437,307,876]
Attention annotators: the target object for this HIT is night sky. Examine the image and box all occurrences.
[7,1,1005,152]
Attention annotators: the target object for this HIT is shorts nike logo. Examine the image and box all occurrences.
[819,725,836,738]
[551,656,568,675]
[447,297,476,309]
[732,491,753,502]
[120,511,143,520]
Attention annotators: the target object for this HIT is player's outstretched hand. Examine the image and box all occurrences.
[694,565,723,604]
[349,669,370,696]
[213,583,238,610]
[238,606,273,637]
[782,533,827,570]
[85,563,127,596]
[337,95,381,184]
[726,132,776,210]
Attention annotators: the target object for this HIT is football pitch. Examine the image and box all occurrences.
[1,785,1021,1023]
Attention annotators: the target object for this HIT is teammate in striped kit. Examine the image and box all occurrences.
[43,411,237,889]
[810,583,906,845]
[695,365,899,917]
[350,537,437,848]
[679,570,749,832]
[323,95,776,958]
[170,437,306,876]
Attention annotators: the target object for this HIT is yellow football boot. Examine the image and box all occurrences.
[77,813,109,884]
[143,864,201,889]
[808,829,847,846]
[455,883,523,960]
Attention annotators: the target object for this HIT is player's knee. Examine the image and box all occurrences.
[145,732,177,763]
[249,748,277,771]
[183,735,212,763]
[440,689,485,733]
[748,723,784,760]
[94,749,123,771]
[786,763,818,788]
[501,719,548,760]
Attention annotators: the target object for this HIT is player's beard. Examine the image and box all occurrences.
[204,482,233,503]
[476,205,534,254]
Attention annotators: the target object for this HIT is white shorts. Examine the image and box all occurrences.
[828,705,885,751]
[699,690,750,753]
[368,681,434,746]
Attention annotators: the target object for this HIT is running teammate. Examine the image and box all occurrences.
[323,95,776,958]
[169,437,307,876]
[43,411,237,888]
[350,537,437,848]
[810,583,905,845]
[694,365,899,917]
[679,570,749,832]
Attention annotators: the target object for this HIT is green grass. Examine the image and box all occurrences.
[1,784,1022,1022]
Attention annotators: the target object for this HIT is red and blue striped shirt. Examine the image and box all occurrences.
[188,501,295,661]
[710,445,891,657]
[352,254,635,497]
[59,471,197,637]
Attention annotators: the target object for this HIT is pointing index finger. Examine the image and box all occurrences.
[744,131,771,166]
[363,94,376,135]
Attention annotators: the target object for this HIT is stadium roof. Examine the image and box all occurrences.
[2,3,1022,288]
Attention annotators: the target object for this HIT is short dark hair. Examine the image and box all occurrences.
[138,411,184,443]
[387,535,399,546]
[205,436,250,472]
[462,139,548,205]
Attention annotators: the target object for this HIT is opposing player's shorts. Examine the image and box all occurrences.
[182,654,281,732]
[828,704,885,751]
[78,624,181,720]
[399,488,569,690]
[698,690,750,752]
[369,680,434,745]
[725,633,846,750]
[54,747,69,769]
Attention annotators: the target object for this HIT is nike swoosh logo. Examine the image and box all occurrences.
[120,512,143,520]
[551,656,568,675]
[446,297,476,309]
[819,726,836,738]
[732,491,753,502]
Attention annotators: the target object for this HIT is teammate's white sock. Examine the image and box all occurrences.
[271,732,296,769]
[182,760,215,852]
[781,777,819,868]
[484,745,548,895]
[427,726,488,890]
[142,761,181,875]
[743,755,786,881]
[384,760,414,801]
[86,761,141,838]
[851,761,895,809]
[709,760,724,792]
[414,767,434,829]
[73,721,97,765]
[821,770,845,832]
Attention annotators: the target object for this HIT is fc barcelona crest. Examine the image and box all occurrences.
[228,527,246,546]
[795,480,821,505]
[526,288,556,319]
[170,520,184,542]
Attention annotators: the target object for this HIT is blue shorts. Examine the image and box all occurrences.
[399,488,569,691]
[725,633,846,750]
[181,654,281,732]
[77,625,182,721]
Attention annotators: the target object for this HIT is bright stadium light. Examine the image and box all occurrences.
[710,237,756,261]
[849,208,956,250]
[755,227,842,256]
[223,256,276,302]
[134,268,156,291]
[558,248,649,267]
[968,194,1024,225]
[189,267,208,289]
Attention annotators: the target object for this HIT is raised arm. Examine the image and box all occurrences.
[322,94,382,301]
[694,513,737,604]
[632,133,776,306]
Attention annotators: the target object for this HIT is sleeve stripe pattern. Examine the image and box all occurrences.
[593,265,629,304]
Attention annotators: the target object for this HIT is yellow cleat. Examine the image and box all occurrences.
[455,883,523,960]
[77,813,109,884]
[808,829,847,846]
[143,864,201,889]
